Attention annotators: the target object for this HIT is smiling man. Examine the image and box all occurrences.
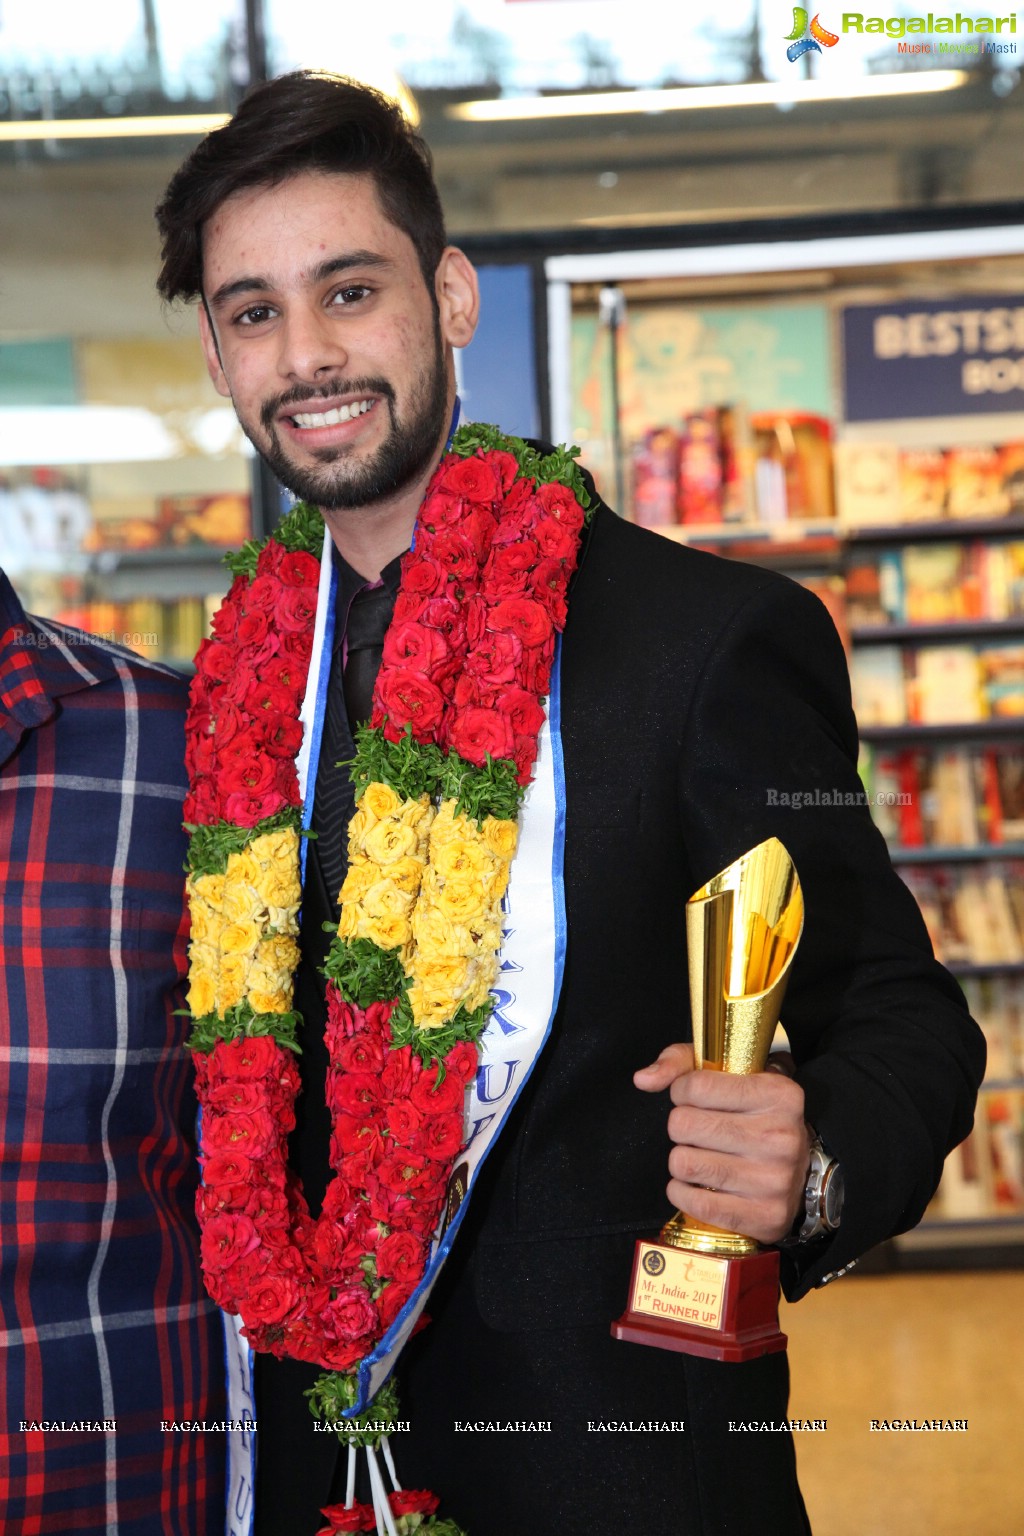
[196,168,477,580]
[155,72,984,1536]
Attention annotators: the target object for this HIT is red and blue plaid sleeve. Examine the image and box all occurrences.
[0,592,227,1536]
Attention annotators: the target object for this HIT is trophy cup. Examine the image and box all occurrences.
[612,837,803,1363]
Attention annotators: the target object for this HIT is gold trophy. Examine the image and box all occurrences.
[612,837,803,1362]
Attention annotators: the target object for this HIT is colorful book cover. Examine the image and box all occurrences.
[851,646,906,726]
[911,647,983,724]
[990,749,1024,840]
[902,543,983,624]
[844,550,888,627]
[899,450,947,522]
[946,446,1010,521]
[980,645,1024,718]
[834,442,901,527]
[984,1091,1024,1211]
[678,411,724,525]
[631,427,680,529]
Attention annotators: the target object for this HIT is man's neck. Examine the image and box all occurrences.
[321,490,423,583]
[319,413,456,582]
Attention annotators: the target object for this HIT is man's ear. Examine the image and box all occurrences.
[435,247,479,349]
[197,300,232,399]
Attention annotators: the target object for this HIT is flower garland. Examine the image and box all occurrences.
[183,425,591,1533]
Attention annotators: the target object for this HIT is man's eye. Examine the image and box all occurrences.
[331,285,372,306]
[237,304,275,326]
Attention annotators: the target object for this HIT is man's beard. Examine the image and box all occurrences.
[246,332,449,512]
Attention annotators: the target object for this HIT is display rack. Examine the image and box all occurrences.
[543,217,1024,1265]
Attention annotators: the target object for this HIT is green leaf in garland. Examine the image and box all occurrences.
[186,998,301,1055]
[185,807,308,877]
[222,538,265,581]
[349,723,446,803]
[386,992,495,1070]
[322,936,407,1009]
[306,1372,401,1444]
[271,499,327,556]
[222,499,323,579]
[438,750,523,825]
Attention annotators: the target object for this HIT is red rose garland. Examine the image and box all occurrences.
[184,427,591,1528]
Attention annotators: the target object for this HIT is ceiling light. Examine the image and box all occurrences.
[448,71,971,123]
[0,113,231,143]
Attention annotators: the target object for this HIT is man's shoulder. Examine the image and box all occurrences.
[28,615,191,708]
[581,501,799,621]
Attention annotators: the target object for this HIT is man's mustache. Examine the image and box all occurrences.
[261,378,395,431]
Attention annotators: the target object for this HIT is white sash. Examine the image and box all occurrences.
[224,522,568,1526]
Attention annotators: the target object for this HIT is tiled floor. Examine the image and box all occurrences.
[782,1272,1024,1535]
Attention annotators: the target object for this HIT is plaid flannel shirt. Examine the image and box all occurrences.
[0,571,226,1535]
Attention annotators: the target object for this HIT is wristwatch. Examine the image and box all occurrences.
[782,1132,844,1246]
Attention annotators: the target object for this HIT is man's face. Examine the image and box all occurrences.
[198,171,453,511]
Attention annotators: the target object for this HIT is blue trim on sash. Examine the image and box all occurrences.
[445,396,461,450]
[353,637,567,1405]
[547,644,568,995]
[299,557,338,888]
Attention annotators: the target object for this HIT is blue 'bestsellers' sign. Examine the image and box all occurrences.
[841,296,1024,422]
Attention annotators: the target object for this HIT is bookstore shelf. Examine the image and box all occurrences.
[889,844,1024,865]
[897,1217,1024,1251]
[947,962,1024,979]
[860,721,1024,744]
[852,620,1024,645]
[846,516,1024,546]
[569,254,1024,1264]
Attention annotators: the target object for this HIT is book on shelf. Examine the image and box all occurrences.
[946,446,1012,521]
[845,549,899,627]
[834,442,901,526]
[630,407,752,529]
[984,1089,1024,1212]
[932,973,1024,1219]
[750,412,834,523]
[980,644,1024,718]
[835,437,1024,529]
[678,410,727,526]
[991,751,1024,840]
[860,743,1024,849]
[934,1089,1024,1220]
[897,862,1024,966]
[631,427,681,529]
[899,450,948,522]
[960,975,1024,1081]
[935,1127,994,1219]
[846,541,1024,626]
[910,646,984,724]
[851,646,907,726]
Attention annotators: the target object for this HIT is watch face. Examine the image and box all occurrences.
[823,1164,845,1230]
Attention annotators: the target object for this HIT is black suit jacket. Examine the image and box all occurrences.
[397,492,985,1533]
[454,493,983,1308]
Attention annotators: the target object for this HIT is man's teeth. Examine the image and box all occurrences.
[291,399,375,428]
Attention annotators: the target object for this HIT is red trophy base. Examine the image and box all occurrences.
[611,1239,787,1364]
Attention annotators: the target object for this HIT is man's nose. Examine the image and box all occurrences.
[276,305,348,383]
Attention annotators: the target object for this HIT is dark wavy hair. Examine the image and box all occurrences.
[155,71,446,303]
